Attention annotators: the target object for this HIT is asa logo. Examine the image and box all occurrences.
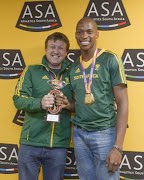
[0,143,18,174]
[0,50,25,79]
[16,1,62,32]
[66,50,81,63]
[13,110,25,126]
[84,0,130,30]
[64,148,78,179]
[120,151,144,179]
[122,49,144,81]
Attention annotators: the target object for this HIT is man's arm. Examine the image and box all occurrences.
[13,66,41,112]
[106,84,128,173]
[13,66,55,112]
[113,84,128,150]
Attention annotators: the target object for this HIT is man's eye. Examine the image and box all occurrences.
[87,31,93,34]
[59,47,64,50]
[77,31,82,35]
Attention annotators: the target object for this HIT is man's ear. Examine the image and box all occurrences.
[96,31,99,39]
[65,51,68,58]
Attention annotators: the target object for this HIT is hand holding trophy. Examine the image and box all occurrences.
[43,79,67,123]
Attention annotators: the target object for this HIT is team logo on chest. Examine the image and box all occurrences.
[65,77,70,83]
[95,64,100,70]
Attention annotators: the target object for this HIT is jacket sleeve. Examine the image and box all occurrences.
[13,66,42,112]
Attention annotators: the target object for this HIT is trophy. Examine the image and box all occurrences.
[44,79,67,123]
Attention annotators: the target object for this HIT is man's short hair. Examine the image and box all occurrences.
[76,17,97,31]
[45,32,70,51]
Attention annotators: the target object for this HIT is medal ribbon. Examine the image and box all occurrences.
[46,68,63,89]
[80,48,99,94]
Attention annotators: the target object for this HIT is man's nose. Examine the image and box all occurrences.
[53,47,59,54]
[82,32,88,38]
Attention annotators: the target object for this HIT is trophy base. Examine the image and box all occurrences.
[44,113,62,123]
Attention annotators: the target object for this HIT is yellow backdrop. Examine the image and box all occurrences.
[0,0,144,180]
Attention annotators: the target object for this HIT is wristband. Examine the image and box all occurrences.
[113,145,123,155]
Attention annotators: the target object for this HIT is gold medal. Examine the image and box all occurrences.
[80,48,99,106]
[84,93,95,105]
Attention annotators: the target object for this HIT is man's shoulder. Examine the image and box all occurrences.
[102,49,119,59]
[26,64,43,71]
[99,49,121,66]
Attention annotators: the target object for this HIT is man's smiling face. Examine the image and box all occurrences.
[75,19,99,52]
[45,39,67,69]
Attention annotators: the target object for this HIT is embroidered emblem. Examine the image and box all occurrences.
[65,77,70,83]
[95,64,100,70]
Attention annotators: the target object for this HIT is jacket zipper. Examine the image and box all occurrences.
[45,67,60,147]
[50,122,55,147]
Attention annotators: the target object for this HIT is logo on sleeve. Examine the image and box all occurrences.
[122,49,144,81]
[84,0,130,30]
[16,1,62,32]
[0,50,25,79]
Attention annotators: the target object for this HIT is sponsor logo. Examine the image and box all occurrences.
[0,144,18,174]
[16,1,62,32]
[64,148,78,179]
[84,0,130,30]
[75,68,80,73]
[74,74,99,80]
[120,151,144,179]
[13,110,25,126]
[0,50,25,79]
[66,50,81,63]
[42,75,49,79]
[122,49,144,81]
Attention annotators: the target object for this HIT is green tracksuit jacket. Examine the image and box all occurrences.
[13,55,72,148]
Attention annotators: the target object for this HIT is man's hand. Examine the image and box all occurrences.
[55,94,69,109]
[106,148,122,173]
[41,94,55,110]
[55,94,75,112]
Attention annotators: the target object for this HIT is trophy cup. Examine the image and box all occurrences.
[44,79,67,123]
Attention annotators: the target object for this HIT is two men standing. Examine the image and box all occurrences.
[13,17,128,180]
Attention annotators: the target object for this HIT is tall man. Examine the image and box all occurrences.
[68,17,128,180]
[13,32,73,180]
